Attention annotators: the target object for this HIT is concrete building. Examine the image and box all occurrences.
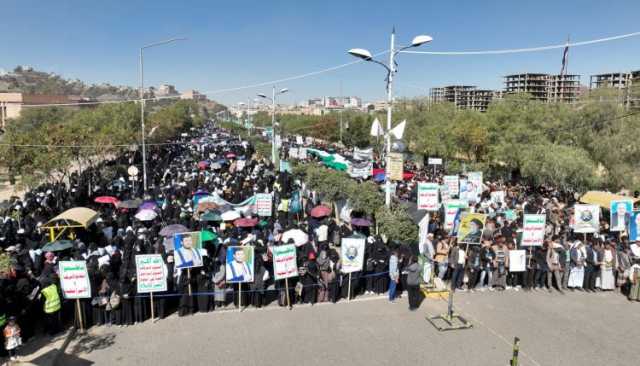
[589,70,640,108]
[0,92,73,128]
[180,89,207,102]
[156,84,179,97]
[503,73,581,103]
[429,86,503,112]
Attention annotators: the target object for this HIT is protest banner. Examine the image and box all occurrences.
[610,199,633,232]
[288,147,299,159]
[135,254,167,293]
[444,200,466,231]
[340,237,366,273]
[509,250,526,272]
[256,193,273,217]
[59,261,91,299]
[418,214,430,248]
[417,182,439,211]
[443,175,459,197]
[174,231,204,269]
[630,211,640,241]
[505,209,517,222]
[272,244,298,281]
[296,135,304,145]
[353,147,374,161]
[573,204,600,233]
[59,260,91,331]
[457,212,486,244]
[348,161,372,179]
[521,214,546,246]
[460,172,482,203]
[387,152,404,181]
[226,246,254,283]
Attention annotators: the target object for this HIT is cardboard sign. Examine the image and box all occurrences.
[610,199,633,232]
[509,250,526,272]
[573,204,599,233]
[444,200,466,231]
[457,212,486,244]
[417,182,439,211]
[522,214,545,246]
[387,152,404,181]
[443,175,459,197]
[272,244,298,280]
[427,157,442,165]
[256,193,273,217]
[296,135,304,145]
[59,261,91,299]
[226,246,254,283]
[288,147,299,159]
[135,254,167,293]
[173,232,204,269]
[340,237,366,273]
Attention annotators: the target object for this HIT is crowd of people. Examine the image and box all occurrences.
[1,121,639,362]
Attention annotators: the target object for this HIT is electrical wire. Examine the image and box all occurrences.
[402,31,640,55]
[11,30,640,109]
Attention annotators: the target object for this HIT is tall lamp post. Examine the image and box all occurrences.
[348,29,432,207]
[139,37,186,194]
[258,86,288,166]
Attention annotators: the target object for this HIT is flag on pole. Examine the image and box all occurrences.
[560,38,569,76]
[370,118,384,137]
[389,120,406,139]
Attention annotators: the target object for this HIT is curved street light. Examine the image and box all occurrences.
[257,86,289,166]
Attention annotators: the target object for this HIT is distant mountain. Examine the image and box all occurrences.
[0,66,138,99]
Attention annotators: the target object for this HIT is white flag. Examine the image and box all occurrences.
[390,120,406,139]
[370,118,384,137]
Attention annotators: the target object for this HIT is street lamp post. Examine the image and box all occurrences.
[348,29,432,207]
[139,37,186,194]
[258,86,288,167]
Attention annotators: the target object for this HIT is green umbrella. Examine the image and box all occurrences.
[200,230,218,242]
[41,240,74,252]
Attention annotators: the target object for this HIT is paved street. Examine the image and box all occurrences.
[54,290,640,366]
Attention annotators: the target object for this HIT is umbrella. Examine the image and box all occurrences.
[221,210,241,221]
[117,199,142,209]
[41,240,74,252]
[225,152,236,158]
[197,161,210,170]
[159,224,189,237]
[234,218,259,228]
[351,218,373,227]
[94,196,119,205]
[281,229,309,247]
[199,210,222,222]
[310,205,332,218]
[193,189,210,197]
[139,201,158,210]
[201,230,218,242]
[135,209,158,221]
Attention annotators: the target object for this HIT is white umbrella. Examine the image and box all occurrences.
[281,229,309,247]
[135,209,157,222]
[221,210,241,221]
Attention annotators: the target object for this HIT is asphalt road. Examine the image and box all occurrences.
[57,290,640,366]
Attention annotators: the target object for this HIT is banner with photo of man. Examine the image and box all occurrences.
[340,237,366,273]
[272,244,298,280]
[457,212,486,244]
[174,231,204,269]
[629,211,640,241]
[610,199,633,232]
[521,214,546,246]
[444,200,467,231]
[443,175,459,197]
[573,204,599,233]
[226,246,254,283]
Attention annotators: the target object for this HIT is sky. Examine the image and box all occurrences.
[1,0,640,106]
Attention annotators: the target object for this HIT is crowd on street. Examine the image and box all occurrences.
[1,121,640,362]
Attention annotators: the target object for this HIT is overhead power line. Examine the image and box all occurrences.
[402,31,640,55]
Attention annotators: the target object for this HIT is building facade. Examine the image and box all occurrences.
[589,70,640,108]
[429,85,503,112]
[0,92,74,128]
[503,73,581,103]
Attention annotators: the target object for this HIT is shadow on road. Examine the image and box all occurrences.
[69,332,117,355]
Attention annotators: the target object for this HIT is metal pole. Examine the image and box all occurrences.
[139,48,148,194]
[384,29,396,207]
[271,86,277,165]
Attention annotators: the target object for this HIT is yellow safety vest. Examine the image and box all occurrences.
[0,313,6,328]
[42,284,61,314]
